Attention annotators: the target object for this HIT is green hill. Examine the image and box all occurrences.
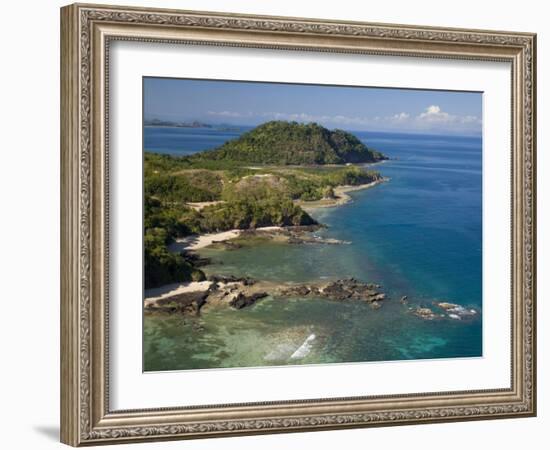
[191,121,387,165]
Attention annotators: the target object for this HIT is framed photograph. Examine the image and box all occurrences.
[60,3,536,446]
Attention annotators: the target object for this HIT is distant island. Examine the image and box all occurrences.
[144,121,387,289]
[144,118,213,128]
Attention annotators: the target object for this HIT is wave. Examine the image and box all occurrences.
[290,333,316,359]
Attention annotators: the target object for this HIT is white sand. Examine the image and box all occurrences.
[144,281,212,306]
[183,230,242,250]
[254,226,284,232]
[170,226,284,251]
[332,179,386,204]
[300,178,387,211]
[171,181,386,250]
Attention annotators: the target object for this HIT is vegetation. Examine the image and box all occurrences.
[190,121,387,165]
[144,227,205,289]
[145,152,248,174]
[145,170,223,203]
[143,121,386,288]
[202,199,314,231]
[276,166,381,201]
[144,200,204,289]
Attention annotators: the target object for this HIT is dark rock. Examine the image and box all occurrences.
[229,292,268,309]
[207,274,256,285]
[309,286,321,296]
[280,285,312,296]
[322,281,352,300]
[210,239,243,250]
[321,278,384,302]
[369,293,386,302]
[182,251,211,267]
[145,290,209,316]
[278,278,386,304]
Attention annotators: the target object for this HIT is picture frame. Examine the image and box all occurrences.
[60,2,536,446]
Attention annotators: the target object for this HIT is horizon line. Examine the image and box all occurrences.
[143,117,482,138]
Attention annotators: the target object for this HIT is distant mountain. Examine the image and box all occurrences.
[191,121,387,165]
[145,119,212,128]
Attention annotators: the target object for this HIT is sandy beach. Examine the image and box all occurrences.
[298,178,387,211]
[167,180,387,252]
[144,280,212,305]
[169,226,284,252]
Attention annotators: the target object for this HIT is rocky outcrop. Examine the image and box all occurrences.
[183,251,212,267]
[145,276,271,316]
[144,289,209,315]
[278,278,385,303]
[411,301,479,321]
[436,302,478,320]
[204,277,269,310]
[145,277,387,317]
[207,274,256,286]
[211,240,243,250]
[229,292,269,309]
[240,226,351,246]
[280,284,314,297]
[413,307,437,320]
[286,235,351,246]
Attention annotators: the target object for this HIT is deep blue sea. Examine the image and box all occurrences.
[144,126,252,155]
[143,126,482,371]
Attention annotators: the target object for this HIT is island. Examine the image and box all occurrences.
[144,118,213,128]
[191,120,387,164]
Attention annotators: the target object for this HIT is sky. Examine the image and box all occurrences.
[144,77,482,136]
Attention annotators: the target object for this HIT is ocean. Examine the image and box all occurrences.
[143,126,482,371]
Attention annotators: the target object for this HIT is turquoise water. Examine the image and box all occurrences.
[143,129,482,371]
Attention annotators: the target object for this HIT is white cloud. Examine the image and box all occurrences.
[418,105,452,122]
[416,105,481,127]
[461,115,480,124]
[416,105,481,131]
[207,110,251,118]
[390,112,410,122]
[204,105,481,135]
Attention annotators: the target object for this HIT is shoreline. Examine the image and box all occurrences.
[298,177,387,212]
[169,226,284,251]
[144,278,477,324]
[144,281,212,307]
[170,179,387,252]
[144,277,387,312]
[185,177,387,212]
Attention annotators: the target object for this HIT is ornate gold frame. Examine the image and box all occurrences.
[60,3,536,446]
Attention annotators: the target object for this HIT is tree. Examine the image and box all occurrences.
[323,186,336,199]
